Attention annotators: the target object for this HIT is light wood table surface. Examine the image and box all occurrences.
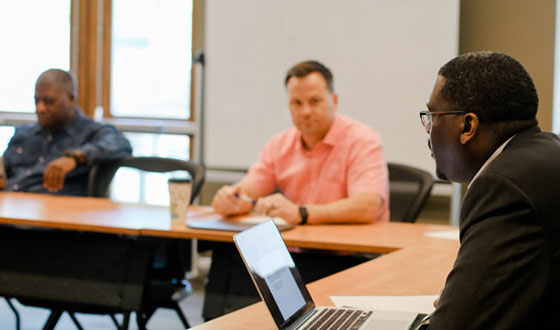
[0,192,456,253]
[0,191,170,235]
[0,192,459,330]
[188,218,460,329]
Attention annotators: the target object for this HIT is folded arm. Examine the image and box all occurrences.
[69,124,132,166]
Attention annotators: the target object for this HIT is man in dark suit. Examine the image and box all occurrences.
[420,51,560,329]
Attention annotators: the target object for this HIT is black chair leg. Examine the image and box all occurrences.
[136,311,149,330]
[4,298,21,330]
[173,303,190,328]
[68,312,84,330]
[137,308,156,330]
[139,308,156,327]
[43,310,63,330]
[110,314,121,329]
[121,312,131,330]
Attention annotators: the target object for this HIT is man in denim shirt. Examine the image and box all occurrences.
[0,68,132,196]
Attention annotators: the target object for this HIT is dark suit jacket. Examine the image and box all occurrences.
[429,126,560,329]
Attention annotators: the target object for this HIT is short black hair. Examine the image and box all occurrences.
[285,60,334,93]
[438,51,538,123]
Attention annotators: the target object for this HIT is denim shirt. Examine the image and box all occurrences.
[3,108,132,196]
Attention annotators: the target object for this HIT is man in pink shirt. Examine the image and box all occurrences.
[212,60,389,225]
[203,60,389,320]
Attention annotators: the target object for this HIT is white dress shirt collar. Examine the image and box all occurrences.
[467,134,516,189]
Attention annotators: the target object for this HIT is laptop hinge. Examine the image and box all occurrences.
[285,307,317,330]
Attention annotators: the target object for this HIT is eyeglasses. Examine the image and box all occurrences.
[419,111,466,133]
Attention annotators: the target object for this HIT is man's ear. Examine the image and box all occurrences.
[331,93,339,110]
[68,92,76,106]
[459,113,479,144]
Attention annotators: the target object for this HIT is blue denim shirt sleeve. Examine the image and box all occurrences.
[2,109,132,196]
[72,122,132,166]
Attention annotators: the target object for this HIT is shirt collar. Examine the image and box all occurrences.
[319,114,341,147]
[34,107,82,136]
[296,114,341,151]
[467,134,516,189]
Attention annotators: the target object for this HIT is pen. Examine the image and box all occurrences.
[234,192,257,205]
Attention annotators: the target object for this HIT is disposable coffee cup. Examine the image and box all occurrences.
[0,157,5,188]
[0,157,5,180]
[168,178,192,225]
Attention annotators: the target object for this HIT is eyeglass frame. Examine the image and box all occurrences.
[419,110,467,133]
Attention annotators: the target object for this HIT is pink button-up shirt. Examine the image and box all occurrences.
[243,114,389,222]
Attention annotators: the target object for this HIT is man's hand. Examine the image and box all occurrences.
[254,193,300,224]
[0,176,6,190]
[212,185,253,216]
[43,156,77,192]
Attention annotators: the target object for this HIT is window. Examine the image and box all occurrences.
[105,0,196,204]
[0,1,71,113]
[0,0,201,205]
[0,127,15,153]
[111,0,193,119]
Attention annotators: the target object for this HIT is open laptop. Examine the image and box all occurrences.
[233,220,426,330]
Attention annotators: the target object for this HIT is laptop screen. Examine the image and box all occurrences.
[234,220,314,329]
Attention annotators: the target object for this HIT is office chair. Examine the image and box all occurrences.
[88,156,205,202]
[88,156,206,329]
[6,226,157,330]
[15,157,205,330]
[388,162,435,223]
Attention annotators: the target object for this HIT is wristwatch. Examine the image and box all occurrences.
[64,150,87,166]
[298,205,308,225]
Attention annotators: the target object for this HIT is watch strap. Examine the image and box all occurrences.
[298,205,308,225]
[64,150,87,166]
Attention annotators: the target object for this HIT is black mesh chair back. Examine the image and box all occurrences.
[388,162,434,223]
[88,156,205,204]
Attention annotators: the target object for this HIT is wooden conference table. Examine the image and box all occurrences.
[0,192,460,328]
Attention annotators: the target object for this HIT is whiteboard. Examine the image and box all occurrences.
[204,0,459,174]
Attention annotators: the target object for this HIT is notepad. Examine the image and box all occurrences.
[331,295,438,314]
[425,230,459,241]
[187,216,295,232]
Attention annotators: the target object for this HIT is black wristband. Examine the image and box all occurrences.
[63,150,86,166]
[298,205,308,225]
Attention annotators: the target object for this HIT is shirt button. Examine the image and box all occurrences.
[39,157,45,163]
[26,170,32,175]
[47,135,53,142]
[12,184,19,191]
[17,147,23,154]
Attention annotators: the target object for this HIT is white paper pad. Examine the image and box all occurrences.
[425,229,459,241]
[331,295,438,314]
[238,215,288,226]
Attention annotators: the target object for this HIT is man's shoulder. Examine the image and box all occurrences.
[267,126,300,146]
[72,109,100,127]
[333,114,381,143]
[467,129,560,221]
[13,123,41,136]
[492,128,560,172]
[70,109,122,134]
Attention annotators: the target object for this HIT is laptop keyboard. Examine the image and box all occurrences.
[302,308,373,330]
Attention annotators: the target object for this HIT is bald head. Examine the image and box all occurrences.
[36,69,77,96]
[35,69,77,130]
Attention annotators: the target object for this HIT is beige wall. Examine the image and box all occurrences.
[460,0,556,131]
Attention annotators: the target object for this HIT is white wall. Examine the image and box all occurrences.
[204,0,459,174]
